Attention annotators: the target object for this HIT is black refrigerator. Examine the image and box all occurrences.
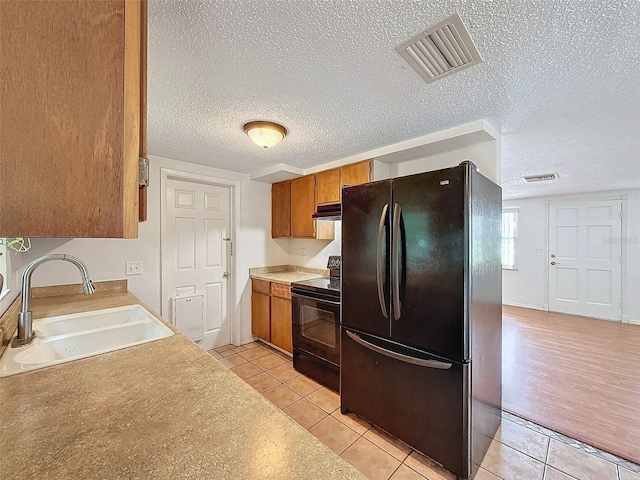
[340,162,502,480]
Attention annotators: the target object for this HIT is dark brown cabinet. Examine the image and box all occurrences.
[0,0,147,238]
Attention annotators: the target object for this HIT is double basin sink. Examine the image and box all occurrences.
[0,305,174,377]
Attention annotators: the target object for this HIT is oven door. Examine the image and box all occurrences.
[292,291,341,366]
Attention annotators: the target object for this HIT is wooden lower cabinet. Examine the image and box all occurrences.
[251,291,270,341]
[251,279,292,353]
[271,297,292,353]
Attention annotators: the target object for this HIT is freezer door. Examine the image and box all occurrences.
[342,180,392,337]
[390,166,469,362]
[340,327,470,479]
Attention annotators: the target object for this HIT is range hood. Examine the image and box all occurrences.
[312,203,341,221]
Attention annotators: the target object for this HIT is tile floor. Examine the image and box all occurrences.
[209,341,640,480]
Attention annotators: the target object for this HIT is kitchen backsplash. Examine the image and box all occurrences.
[272,221,342,270]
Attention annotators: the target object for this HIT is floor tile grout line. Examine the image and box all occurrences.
[504,410,640,472]
[493,436,549,467]
[222,343,640,480]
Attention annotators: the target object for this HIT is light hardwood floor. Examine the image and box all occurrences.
[502,305,640,465]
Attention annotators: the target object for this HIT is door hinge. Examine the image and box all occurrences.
[139,156,149,187]
[620,256,623,264]
[223,238,233,255]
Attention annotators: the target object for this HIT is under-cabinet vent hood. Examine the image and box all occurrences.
[312,203,341,220]
[395,13,482,84]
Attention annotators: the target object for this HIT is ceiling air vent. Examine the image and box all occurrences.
[396,13,482,84]
[521,173,559,183]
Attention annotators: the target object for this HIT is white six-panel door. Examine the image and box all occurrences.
[165,178,231,349]
[548,200,622,321]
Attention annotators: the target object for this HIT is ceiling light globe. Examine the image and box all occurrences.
[243,121,287,148]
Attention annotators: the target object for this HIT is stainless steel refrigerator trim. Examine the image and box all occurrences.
[346,330,452,369]
[463,166,472,360]
[377,203,389,319]
[392,203,402,321]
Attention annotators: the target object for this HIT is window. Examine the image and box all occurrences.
[502,208,518,269]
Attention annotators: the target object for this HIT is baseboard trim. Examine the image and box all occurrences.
[503,301,545,311]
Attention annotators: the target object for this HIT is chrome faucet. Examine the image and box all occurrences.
[12,254,95,347]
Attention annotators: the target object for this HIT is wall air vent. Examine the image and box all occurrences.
[395,13,482,84]
[521,173,559,183]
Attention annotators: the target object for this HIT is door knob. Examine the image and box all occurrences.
[223,271,230,279]
[550,261,559,265]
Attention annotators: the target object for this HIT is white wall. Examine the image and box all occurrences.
[503,189,640,324]
[389,140,499,184]
[4,155,279,344]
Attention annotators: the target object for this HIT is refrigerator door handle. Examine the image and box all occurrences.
[392,203,402,321]
[346,330,452,369]
[377,203,389,319]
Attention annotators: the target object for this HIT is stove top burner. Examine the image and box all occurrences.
[291,255,341,299]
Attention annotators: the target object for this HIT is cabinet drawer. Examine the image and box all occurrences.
[252,279,270,294]
[271,283,292,299]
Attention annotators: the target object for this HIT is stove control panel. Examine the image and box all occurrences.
[327,255,341,270]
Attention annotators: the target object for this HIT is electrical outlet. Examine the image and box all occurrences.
[300,248,306,257]
[125,261,143,276]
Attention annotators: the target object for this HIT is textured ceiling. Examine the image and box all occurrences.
[147,0,640,199]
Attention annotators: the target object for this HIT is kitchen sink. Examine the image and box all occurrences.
[0,305,174,377]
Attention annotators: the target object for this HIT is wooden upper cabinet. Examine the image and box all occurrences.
[315,168,341,205]
[340,160,372,189]
[0,0,147,238]
[291,175,315,238]
[272,181,291,238]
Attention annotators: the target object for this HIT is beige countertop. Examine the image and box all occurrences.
[0,289,364,479]
[249,265,328,285]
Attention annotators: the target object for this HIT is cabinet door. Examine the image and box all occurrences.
[315,169,340,206]
[291,175,315,238]
[340,160,372,189]
[272,181,291,238]
[271,296,292,353]
[252,292,271,341]
[0,0,145,238]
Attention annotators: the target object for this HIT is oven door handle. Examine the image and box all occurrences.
[291,293,341,306]
[346,331,452,369]
[377,203,389,319]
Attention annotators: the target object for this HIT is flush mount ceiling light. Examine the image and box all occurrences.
[243,121,287,148]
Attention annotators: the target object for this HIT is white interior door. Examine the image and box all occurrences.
[165,178,231,349]
[548,200,622,321]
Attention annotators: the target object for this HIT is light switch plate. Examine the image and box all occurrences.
[125,261,143,276]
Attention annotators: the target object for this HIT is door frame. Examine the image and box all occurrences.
[545,193,629,322]
[160,168,241,344]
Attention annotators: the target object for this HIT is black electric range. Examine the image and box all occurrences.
[290,256,341,391]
